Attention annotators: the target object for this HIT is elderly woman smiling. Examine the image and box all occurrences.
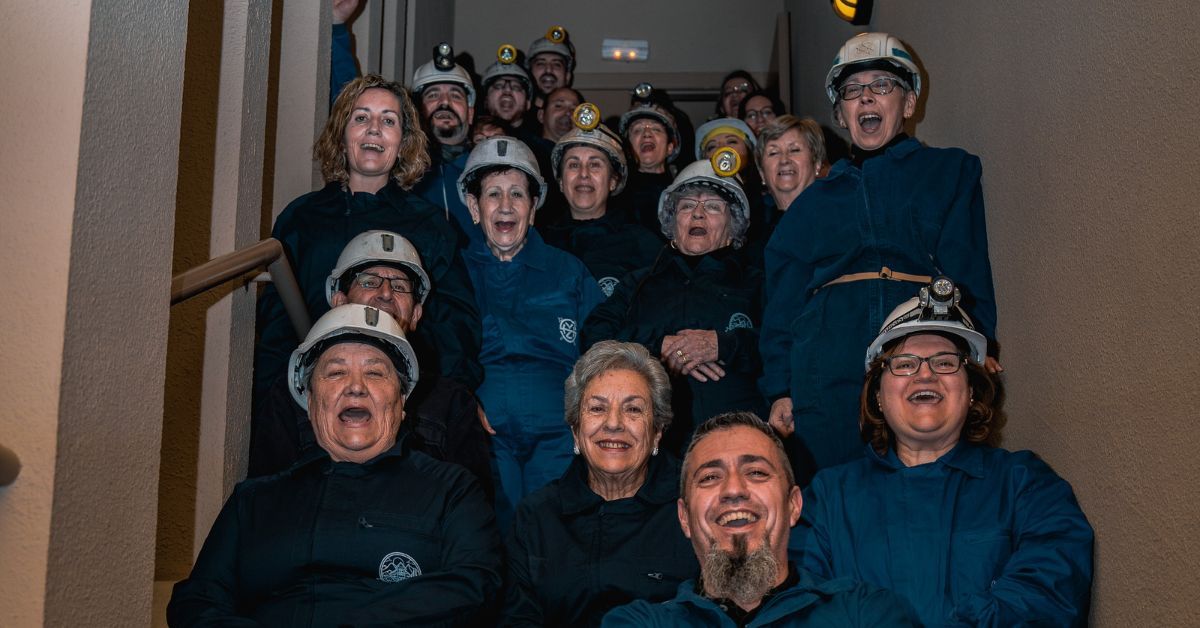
[584,151,767,455]
[801,279,1094,626]
[503,341,696,626]
[755,115,827,231]
[170,304,501,625]
[458,136,604,529]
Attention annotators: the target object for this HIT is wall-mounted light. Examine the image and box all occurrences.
[832,0,873,25]
[602,38,649,63]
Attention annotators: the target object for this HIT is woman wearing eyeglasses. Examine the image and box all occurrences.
[800,280,1094,626]
[759,33,1002,485]
[582,153,767,456]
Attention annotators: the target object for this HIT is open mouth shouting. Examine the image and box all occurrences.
[338,404,373,426]
[857,112,883,134]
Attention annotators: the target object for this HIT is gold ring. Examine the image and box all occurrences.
[676,350,684,357]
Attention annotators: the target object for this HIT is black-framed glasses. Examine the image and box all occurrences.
[490,78,526,94]
[883,352,965,376]
[837,77,903,101]
[354,272,414,293]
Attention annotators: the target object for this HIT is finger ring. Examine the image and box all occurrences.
[681,353,689,361]
[676,350,684,357]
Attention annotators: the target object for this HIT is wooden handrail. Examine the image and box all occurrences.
[0,443,18,487]
[170,238,311,339]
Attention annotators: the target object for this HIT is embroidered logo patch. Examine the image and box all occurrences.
[558,317,577,343]
[597,276,619,297]
[378,551,422,582]
[725,312,753,332]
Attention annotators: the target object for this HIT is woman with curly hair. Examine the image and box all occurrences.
[800,279,1094,626]
[254,75,483,413]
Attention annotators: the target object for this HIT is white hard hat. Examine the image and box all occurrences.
[526,26,576,71]
[457,136,547,209]
[288,304,420,406]
[864,277,987,371]
[412,42,476,106]
[825,32,921,104]
[481,44,532,93]
[326,230,431,306]
[694,118,756,161]
[619,102,681,163]
[551,103,628,195]
[657,149,751,244]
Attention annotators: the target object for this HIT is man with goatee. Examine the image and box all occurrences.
[603,412,914,626]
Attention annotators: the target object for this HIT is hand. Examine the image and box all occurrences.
[661,330,720,374]
[686,361,726,383]
[768,397,794,437]
[984,356,1004,374]
[332,0,361,24]
[477,405,496,435]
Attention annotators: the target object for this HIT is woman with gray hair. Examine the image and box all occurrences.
[502,341,696,627]
[583,150,768,455]
[755,114,827,233]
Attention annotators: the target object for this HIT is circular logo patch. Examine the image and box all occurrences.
[379,551,422,582]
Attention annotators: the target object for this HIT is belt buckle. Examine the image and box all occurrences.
[879,266,893,280]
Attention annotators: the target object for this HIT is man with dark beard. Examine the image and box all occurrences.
[410,43,479,241]
[603,412,914,626]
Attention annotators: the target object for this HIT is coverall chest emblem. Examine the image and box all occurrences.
[558,317,578,343]
[726,312,753,332]
[378,551,422,582]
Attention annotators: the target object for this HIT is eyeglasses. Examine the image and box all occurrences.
[837,77,903,101]
[490,78,526,94]
[883,352,966,376]
[721,82,751,98]
[353,272,414,293]
[743,107,776,123]
[676,198,728,215]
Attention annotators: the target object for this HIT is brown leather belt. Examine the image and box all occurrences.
[821,266,932,289]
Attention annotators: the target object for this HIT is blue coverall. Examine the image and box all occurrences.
[760,138,997,481]
[464,229,604,528]
[802,443,1095,627]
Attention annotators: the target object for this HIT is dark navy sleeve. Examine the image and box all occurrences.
[600,600,675,627]
[500,502,547,626]
[252,203,305,394]
[420,248,484,390]
[799,471,837,580]
[167,488,261,627]
[580,268,664,357]
[947,455,1094,626]
[934,154,998,350]
[330,22,360,109]
[758,218,812,400]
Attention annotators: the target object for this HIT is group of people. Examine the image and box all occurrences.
[168,16,1095,626]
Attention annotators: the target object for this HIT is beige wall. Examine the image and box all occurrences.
[0,0,187,625]
[786,1,1200,624]
[0,2,90,623]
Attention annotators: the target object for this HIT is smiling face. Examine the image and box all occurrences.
[877,334,971,457]
[466,169,537,261]
[559,145,617,219]
[539,87,581,142]
[672,191,733,256]
[678,425,800,575]
[420,83,474,146]
[574,368,661,484]
[332,264,423,331]
[740,94,776,135]
[485,77,530,124]
[628,117,674,173]
[308,342,406,464]
[759,128,817,208]
[702,132,750,163]
[835,69,916,151]
[343,88,403,193]
[530,53,571,95]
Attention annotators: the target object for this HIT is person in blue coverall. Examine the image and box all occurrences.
[409,44,480,240]
[603,412,915,627]
[802,279,1094,626]
[253,75,482,416]
[458,136,604,528]
[170,304,501,626]
[760,32,1001,485]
